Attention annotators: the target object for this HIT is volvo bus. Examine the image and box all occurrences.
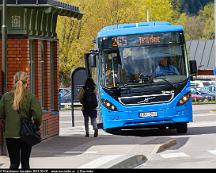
[86,22,197,134]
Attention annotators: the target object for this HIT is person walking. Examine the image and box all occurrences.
[79,77,98,137]
[0,71,42,169]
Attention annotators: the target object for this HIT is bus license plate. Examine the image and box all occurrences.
[139,112,157,118]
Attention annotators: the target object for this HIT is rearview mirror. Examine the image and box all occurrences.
[89,54,97,67]
[113,56,121,64]
[189,60,197,76]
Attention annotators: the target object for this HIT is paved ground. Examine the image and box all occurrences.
[0,109,176,169]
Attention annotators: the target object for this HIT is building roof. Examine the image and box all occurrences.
[0,0,83,19]
[186,40,215,70]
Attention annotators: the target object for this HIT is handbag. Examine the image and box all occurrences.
[20,117,41,146]
[0,119,5,130]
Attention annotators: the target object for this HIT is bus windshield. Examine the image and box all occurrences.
[100,33,188,88]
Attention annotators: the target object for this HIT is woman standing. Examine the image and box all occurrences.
[0,71,42,169]
[79,77,98,137]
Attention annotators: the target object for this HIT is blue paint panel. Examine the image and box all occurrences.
[100,82,192,129]
[96,21,192,130]
[97,22,183,38]
[214,68,216,76]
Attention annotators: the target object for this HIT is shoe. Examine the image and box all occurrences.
[85,133,89,137]
[94,129,98,137]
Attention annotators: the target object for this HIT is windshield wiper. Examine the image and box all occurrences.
[119,82,154,89]
[179,77,190,84]
[157,77,178,90]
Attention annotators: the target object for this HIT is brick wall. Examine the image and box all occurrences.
[43,40,51,111]
[0,39,30,94]
[33,39,42,102]
[0,38,60,148]
[41,113,59,139]
[53,41,59,112]
[198,70,213,76]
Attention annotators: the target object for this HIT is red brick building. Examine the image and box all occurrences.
[0,0,83,150]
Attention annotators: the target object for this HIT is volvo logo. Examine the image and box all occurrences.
[138,97,156,104]
[161,90,174,94]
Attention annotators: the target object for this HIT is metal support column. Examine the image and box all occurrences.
[2,0,7,94]
[1,0,7,156]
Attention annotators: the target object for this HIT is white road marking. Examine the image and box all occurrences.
[79,155,123,168]
[64,151,98,154]
[208,150,216,155]
[193,113,215,117]
[160,152,189,159]
[189,121,216,127]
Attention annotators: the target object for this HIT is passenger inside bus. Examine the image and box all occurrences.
[105,67,120,88]
[155,57,179,77]
[105,69,114,87]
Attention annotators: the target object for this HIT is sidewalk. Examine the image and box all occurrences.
[0,110,176,169]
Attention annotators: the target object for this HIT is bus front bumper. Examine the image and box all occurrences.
[102,107,192,129]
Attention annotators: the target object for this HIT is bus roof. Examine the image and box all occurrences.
[97,22,183,38]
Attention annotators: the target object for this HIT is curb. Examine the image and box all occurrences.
[154,139,177,153]
[108,139,177,168]
[110,155,147,169]
[0,139,177,169]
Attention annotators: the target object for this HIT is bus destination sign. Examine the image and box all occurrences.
[112,35,161,47]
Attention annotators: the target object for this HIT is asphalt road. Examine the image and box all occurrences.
[1,104,215,169]
[137,103,216,168]
[58,104,216,168]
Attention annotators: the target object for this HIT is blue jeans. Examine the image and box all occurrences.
[82,110,97,134]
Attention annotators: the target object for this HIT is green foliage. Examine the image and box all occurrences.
[175,2,214,40]
[57,0,175,86]
[199,2,214,39]
[173,0,214,15]
[57,0,214,86]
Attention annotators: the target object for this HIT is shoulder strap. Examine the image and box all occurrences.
[17,109,23,119]
[2,95,6,119]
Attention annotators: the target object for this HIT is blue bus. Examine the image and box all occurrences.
[86,22,197,134]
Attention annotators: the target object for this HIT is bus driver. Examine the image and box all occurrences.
[155,57,179,77]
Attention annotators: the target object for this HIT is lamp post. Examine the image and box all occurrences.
[1,0,7,156]
[2,0,7,94]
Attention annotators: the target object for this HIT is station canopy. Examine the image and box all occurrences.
[0,0,83,19]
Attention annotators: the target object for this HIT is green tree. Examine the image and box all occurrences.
[138,0,174,22]
[57,0,176,86]
[57,0,89,86]
[199,2,214,39]
[175,2,214,40]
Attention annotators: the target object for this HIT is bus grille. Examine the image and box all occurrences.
[119,93,174,105]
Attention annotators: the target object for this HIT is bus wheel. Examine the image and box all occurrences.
[176,123,188,134]
[105,129,121,135]
[158,125,167,130]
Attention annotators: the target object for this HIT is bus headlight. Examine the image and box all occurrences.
[177,92,191,106]
[101,99,118,111]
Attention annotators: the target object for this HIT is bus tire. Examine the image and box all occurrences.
[158,125,166,130]
[176,123,188,134]
[105,128,121,135]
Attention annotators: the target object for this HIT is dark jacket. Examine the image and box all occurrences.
[0,90,42,138]
[79,87,97,111]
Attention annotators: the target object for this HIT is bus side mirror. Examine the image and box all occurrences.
[189,60,197,76]
[113,56,121,65]
[89,54,97,67]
